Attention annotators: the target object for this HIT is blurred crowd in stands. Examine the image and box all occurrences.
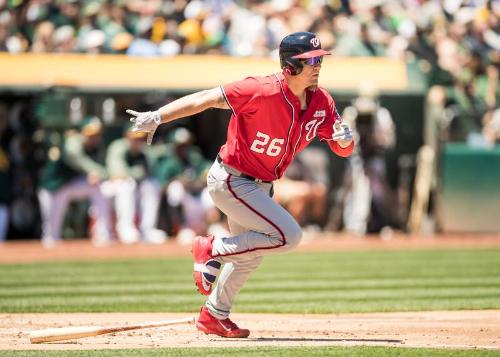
[0,0,497,62]
[0,0,497,59]
[0,0,498,137]
[0,0,498,245]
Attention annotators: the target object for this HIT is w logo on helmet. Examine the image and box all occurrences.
[310,37,320,48]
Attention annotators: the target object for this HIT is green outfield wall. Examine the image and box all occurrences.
[439,143,500,232]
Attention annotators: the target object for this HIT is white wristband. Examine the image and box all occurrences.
[152,110,162,124]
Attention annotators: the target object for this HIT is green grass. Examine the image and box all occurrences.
[2,347,499,356]
[1,249,499,313]
[2,249,500,355]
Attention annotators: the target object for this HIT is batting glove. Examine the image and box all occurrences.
[126,109,162,145]
[332,121,353,148]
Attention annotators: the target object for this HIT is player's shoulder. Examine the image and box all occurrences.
[252,73,281,88]
[314,86,336,105]
[225,75,268,93]
[316,86,334,99]
[260,73,286,95]
[234,73,283,96]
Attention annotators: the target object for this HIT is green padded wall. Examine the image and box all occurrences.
[439,143,500,232]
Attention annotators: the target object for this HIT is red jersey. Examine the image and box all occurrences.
[219,72,354,181]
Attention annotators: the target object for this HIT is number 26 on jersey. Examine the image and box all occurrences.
[250,131,284,157]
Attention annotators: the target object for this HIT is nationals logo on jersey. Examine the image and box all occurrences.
[305,109,326,141]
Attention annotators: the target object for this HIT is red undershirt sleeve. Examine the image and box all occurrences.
[317,91,355,158]
[326,140,355,157]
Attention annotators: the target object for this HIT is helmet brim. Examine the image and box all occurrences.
[291,49,331,59]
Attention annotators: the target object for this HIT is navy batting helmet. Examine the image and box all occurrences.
[279,32,331,75]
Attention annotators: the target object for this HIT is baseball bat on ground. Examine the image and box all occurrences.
[29,316,195,344]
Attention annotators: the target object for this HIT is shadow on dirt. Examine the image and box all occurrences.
[220,337,403,344]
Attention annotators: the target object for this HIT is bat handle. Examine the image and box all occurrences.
[136,316,196,329]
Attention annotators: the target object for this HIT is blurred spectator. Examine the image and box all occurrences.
[52,25,77,53]
[111,31,134,54]
[273,147,329,228]
[481,63,499,143]
[341,87,397,235]
[445,60,499,143]
[336,19,386,57]
[49,0,79,28]
[103,124,166,244]
[0,0,496,77]
[0,114,11,243]
[37,117,112,248]
[225,1,267,57]
[2,99,41,239]
[31,21,55,53]
[154,127,216,244]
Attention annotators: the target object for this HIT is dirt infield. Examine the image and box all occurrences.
[1,311,499,350]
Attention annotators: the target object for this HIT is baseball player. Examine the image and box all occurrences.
[127,32,354,338]
[103,125,166,244]
[38,117,112,248]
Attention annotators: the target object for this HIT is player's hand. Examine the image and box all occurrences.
[332,121,353,148]
[126,109,162,145]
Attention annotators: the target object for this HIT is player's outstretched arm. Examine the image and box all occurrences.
[127,87,229,144]
[157,86,230,122]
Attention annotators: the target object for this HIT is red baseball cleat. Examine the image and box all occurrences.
[196,307,250,338]
[192,235,221,296]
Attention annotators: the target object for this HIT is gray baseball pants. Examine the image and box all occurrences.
[205,158,302,319]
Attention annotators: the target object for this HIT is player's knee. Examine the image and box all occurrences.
[283,222,302,250]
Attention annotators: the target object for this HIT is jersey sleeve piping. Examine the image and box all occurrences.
[220,85,236,116]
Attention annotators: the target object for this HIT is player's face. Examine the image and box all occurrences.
[298,56,323,87]
[84,133,102,148]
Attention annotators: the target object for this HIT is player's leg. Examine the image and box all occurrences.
[199,159,300,316]
[196,217,260,337]
[343,157,371,236]
[205,218,263,318]
[210,174,302,261]
[193,161,301,293]
[180,191,207,234]
[69,178,112,245]
[168,179,207,235]
[112,178,140,244]
[206,258,263,319]
[193,161,301,322]
[38,188,59,247]
[57,177,111,245]
[38,178,92,247]
[138,178,165,243]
